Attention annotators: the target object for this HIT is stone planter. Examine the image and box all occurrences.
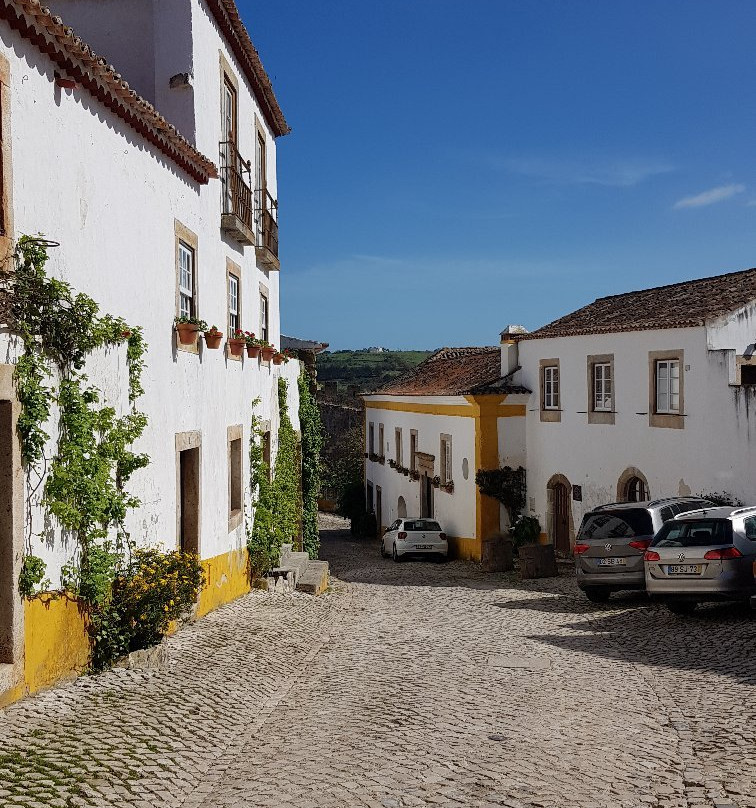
[481,534,514,572]
[518,543,558,579]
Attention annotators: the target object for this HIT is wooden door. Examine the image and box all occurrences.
[553,482,570,554]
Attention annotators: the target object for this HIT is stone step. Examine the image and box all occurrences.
[296,560,329,596]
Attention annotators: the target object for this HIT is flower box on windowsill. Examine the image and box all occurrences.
[228,339,246,358]
[440,480,455,494]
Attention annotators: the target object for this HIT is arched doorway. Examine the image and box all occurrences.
[397,496,407,518]
[547,474,573,555]
[617,468,650,503]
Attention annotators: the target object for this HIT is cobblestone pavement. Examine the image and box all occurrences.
[2,517,756,808]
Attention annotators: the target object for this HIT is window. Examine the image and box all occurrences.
[741,365,756,385]
[222,77,237,144]
[260,291,269,343]
[395,428,402,466]
[255,129,266,193]
[368,422,375,455]
[655,359,680,414]
[593,363,612,411]
[178,241,194,319]
[410,430,417,471]
[228,272,240,336]
[744,517,756,541]
[440,434,452,483]
[543,366,559,410]
[378,424,384,457]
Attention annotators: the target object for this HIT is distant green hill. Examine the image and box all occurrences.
[318,349,433,395]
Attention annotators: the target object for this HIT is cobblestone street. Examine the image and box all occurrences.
[2,520,756,808]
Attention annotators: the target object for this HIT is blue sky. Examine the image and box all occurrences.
[241,1,756,350]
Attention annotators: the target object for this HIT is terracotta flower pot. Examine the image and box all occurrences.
[261,347,276,361]
[272,353,284,365]
[204,331,223,349]
[228,338,246,357]
[176,322,198,345]
[246,344,261,358]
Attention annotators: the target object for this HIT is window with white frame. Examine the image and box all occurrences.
[228,273,239,335]
[440,435,452,483]
[178,240,195,319]
[260,292,269,343]
[656,360,680,414]
[593,362,612,411]
[395,428,402,466]
[543,365,559,410]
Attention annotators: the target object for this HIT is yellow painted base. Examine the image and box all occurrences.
[196,547,251,618]
[2,546,254,709]
[24,595,90,696]
[448,536,481,562]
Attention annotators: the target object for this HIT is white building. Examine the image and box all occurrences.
[0,0,299,704]
[513,268,756,553]
[365,270,756,561]
[363,347,530,560]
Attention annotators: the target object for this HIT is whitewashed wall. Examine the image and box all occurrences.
[363,397,477,540]
[1,10,291,585]
[516,323,756,542]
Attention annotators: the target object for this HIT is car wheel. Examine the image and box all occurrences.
[392,544,401,563]
[584,587,611,603]
[667,601,697,616]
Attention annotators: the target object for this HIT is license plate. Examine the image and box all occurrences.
[597,557,626,567]
[415,544,432,550]
[666,564,702,575]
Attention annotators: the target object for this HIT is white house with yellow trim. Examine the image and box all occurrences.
[0,0,299,706]
[363,347,530,561]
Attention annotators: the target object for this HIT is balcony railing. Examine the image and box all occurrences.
[220,140,254,245]
[254,188,279,268]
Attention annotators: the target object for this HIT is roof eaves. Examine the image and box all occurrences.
[2,0,218,184]
[207,0,290,138]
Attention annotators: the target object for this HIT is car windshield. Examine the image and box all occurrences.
[403,520,441,532]
[652,519,733,548]
[578,509,653,541]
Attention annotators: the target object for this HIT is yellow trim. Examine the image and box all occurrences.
[447,536,481,561]
[498,403,526,417]
[468,396,504,552]
[365,400,476,417]
[4,546,255,708]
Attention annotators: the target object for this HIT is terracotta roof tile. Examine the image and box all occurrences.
[520,266,756,340]
[370,347,530,396]
[0,0,218,183]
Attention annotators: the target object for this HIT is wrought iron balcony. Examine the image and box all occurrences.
[219,140,255,246]
[254,188,279,271]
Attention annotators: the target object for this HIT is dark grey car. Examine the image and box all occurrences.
[574,497,714,603]
[645,506,756,614]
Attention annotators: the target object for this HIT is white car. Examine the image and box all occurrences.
[381,518,448,562]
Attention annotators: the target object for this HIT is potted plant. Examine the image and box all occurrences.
[431,475,441,488]
[204,325,223,349]
[272,351,284,366]
[228,329,247,357]
[244,332,261,358]
[174,316,206,345]
[260,341,276,362]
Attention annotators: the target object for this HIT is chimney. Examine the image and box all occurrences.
[500,325,527,376]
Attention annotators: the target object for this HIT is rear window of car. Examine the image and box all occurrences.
[651,519,733,548]
[403,520,441,532]
[578,509,653,541]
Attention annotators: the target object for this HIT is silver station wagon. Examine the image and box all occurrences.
[574,497,713,602]
[381,518,448,562]
[644,506,756,614]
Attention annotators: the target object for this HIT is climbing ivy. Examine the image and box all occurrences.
[475,466,527,520]
[298,370,323,559]
[271,377,300,548]
[247,401,275,578]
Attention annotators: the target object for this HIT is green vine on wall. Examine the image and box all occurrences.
[298,370,323,559]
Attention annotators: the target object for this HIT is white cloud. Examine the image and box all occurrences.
[491,155,674,188]
[673,183,745,209]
